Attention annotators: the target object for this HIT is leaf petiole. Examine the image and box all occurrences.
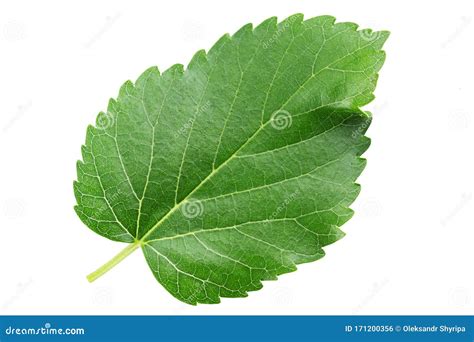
[87,241,141,282]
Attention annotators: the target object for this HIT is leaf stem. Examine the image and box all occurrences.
[87,241,140,282]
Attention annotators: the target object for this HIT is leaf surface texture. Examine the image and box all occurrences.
[74,14,388,304]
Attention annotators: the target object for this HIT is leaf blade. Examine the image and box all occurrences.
[74,14,389,304]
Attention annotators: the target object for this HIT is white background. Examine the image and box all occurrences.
[1,0,473,315]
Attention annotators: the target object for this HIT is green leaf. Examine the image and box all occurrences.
[74,14,389,304]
